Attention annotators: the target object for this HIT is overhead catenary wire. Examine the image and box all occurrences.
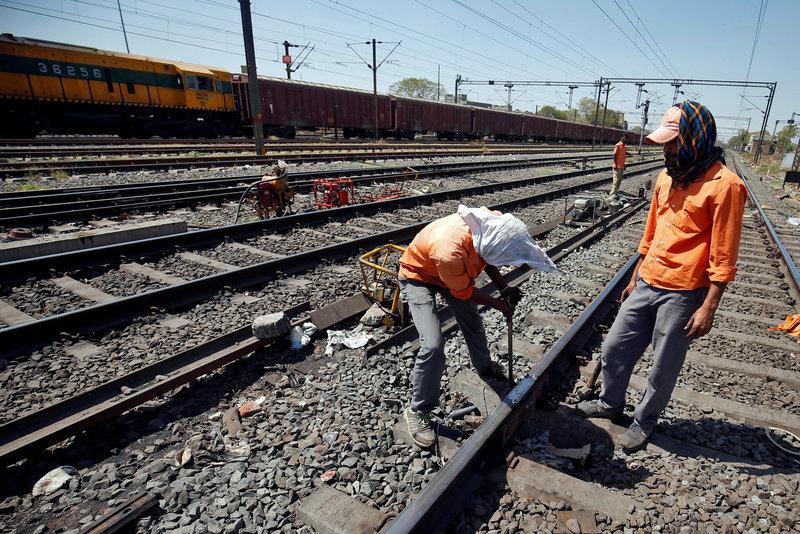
[589,0,670,78]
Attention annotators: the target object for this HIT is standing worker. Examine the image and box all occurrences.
[577,101,747,451]
[609,135,627,197]
[399,205,558,448]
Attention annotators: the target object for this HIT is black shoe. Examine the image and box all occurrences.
[479,360,509,381]
[575,399,622,419]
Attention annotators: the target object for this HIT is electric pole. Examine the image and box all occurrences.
[591,77,603,148]
[598,81,611,146]
[372,39,378,139]
[504,83,514,112]
[638,99,649,154]
[437,64,441,101]
[283,41,294,79]
[567,85,578,109]
[239,0,264,154]
[116,0,130,53]
[347,38,401,140]
[455,75,461,103]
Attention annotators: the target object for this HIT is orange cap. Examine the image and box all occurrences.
[645,106,681,144]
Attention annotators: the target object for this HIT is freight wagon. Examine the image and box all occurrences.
[0,34,640,144]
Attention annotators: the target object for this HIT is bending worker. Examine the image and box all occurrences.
[578,101,746,451]
[609,135,627,197]
[399,205,558,448]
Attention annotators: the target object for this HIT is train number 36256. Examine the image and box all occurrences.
[36,61,103,80]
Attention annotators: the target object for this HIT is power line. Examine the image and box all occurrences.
[0,2,279,62]
[622,0,679,76]
[449,0,599,78]
[610,0,676,78]
[589,0,669,77]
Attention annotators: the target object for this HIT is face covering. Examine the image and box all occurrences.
[457,205,559,273]
[665,101,725,187]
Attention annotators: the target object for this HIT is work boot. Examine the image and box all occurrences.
[575,399,622,420]
[403,407,435,449]
[478,360,509,382]
[619,421,650,452]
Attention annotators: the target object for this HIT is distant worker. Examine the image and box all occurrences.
[609,135,627,197]
[577,101,746,451]
[399,206,558,448]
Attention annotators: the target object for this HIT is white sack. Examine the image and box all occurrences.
[325,329,371,355]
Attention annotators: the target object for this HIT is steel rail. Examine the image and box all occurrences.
[0,156,606,204]
[0,200,641,467]
[0,160,662,285]
[385,249,644,533]
[0,143,605,158]
[0,165,660,360]
[0,147,609,177]
[0,154,613,226]
[0,300,339,467]
[732,155,800,306]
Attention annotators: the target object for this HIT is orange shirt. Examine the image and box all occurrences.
[613,141,626,169]
[399,213,487,300]
[638,162,747,290]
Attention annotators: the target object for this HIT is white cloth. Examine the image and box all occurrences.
[457,205,559,272]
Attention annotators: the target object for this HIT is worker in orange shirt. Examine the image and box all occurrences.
[398,206,558,448]
[609,135,627,196]
[577,102,746,451]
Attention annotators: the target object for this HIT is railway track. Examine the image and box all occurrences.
[0,165,670,534]
[372,154,800,533]
[0,173,652,471]
[0,146,645,177]
[0,160,662,359]
[0,153,620,227]
[0,143,622,159]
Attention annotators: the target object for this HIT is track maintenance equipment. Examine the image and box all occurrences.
[358,244,409,328]
[234,160,295,223]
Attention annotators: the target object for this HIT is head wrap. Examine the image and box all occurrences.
[666,101,725,187]
[457,205,559,272]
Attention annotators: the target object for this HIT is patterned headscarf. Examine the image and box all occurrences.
[666,101,725,187]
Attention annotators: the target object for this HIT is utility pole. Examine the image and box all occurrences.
[591,77,603,148]
[455,74,461,103]
[116,0,130,53]
[372,39,378,139]
[283,41,294,79]
[671,82,683,105]
[239,0,264,154]
[347,38,401,140]
[753,82,776,164]
[567,85,578,109]
[598,81,611,146]
[437,64,441,101]
[504,83,514,112]
[638,99,649,154]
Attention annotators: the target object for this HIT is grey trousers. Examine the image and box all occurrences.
[609,167,624,196]
[599,276,707,433]
[399,279,491,413]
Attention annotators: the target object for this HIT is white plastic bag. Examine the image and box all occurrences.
[457,205,559,272]
[325,329,371,355]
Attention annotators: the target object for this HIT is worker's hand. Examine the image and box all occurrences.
[684,305,715,339]
[620,281,636,303]
[501,286,523,308]
[494,299,513,319]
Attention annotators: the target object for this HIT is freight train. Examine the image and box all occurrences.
[0,34,639,144]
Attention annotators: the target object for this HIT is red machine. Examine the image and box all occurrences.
[313,178,356,209]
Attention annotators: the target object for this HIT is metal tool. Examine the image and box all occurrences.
[506,316,514,382]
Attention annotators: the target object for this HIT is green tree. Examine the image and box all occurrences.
[535,105,570,120]
[575,97,624,128]
[388,78,447,100]
[776,124,799,154]
[727,129,751,150]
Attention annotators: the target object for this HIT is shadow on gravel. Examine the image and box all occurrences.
[1,337,317,500]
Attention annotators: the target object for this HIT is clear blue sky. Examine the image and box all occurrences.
[3,0,798,140]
